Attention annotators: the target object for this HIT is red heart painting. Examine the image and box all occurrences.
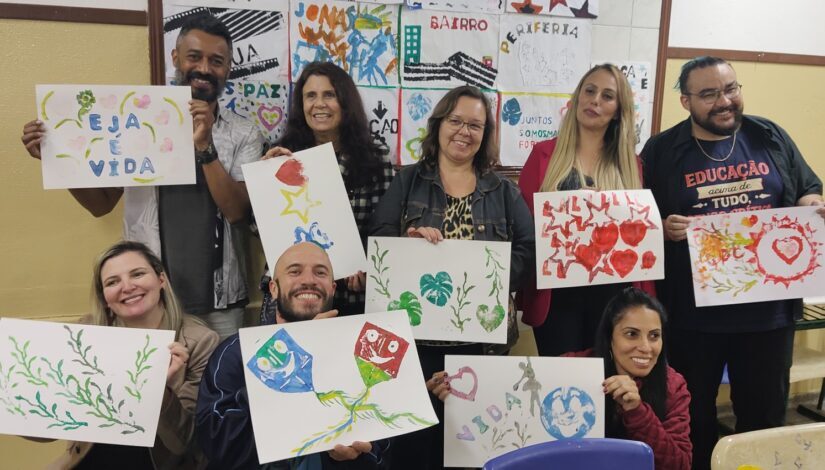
[619,220,648,247]
[591,223,619,253]
[641,251,656,269]
[275,159,307,187]
[610,249,638,278]
[772,236,804,265]
[574,244,602,271]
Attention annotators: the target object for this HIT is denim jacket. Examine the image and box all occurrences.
[369,162,535,292]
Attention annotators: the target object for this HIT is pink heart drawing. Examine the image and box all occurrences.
[257,105,283,131]
[159,137,173,153]
[133,94,151,109]
[68,136,87,151]
[456,425,475,441]
[445,366,478,402]
[155,109,170,125]
[772,236,803,265]
[101,94,117,109]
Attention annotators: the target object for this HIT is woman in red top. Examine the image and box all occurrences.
[518,64,646,356]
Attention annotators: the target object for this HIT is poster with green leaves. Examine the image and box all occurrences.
[365,237,511,343]
[0,318,173,446]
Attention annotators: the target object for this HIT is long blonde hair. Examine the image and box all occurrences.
[539,64,641,192]
[90,241,184,336]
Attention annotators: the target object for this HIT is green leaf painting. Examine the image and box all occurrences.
[419,271,453,307]
[388,291,423,326]
[476,304,506,333]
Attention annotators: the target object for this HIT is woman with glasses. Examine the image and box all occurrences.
[518,64,653,357]
[369,85,535,470]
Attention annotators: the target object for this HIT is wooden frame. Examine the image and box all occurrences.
[0,3,146,25]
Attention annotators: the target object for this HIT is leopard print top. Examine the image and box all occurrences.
[441,193,474,240]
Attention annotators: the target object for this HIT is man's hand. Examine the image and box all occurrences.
[328,441,372,461]
[663,214,691,242]
[21,120,45,160]
[313,309,339,320]
[190,100,215,150]
[346,271,366,292]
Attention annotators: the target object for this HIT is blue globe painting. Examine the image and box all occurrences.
[540,386,597,440]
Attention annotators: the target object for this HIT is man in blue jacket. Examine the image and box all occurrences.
[195,242,389,469]
[641,56,824,470]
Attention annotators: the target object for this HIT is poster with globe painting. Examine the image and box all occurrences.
[443,355,604,468]
[239,310,437,464]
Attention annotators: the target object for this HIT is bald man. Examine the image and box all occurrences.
[195,243,388,469]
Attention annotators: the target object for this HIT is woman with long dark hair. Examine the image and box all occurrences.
[259,62,394,319]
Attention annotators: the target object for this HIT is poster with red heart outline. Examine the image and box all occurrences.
[687,206,825,307]
[533,189,664,289]
[443,354,604,468]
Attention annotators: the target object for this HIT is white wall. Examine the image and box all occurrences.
[669,0,825,56]
[4,0,146,11]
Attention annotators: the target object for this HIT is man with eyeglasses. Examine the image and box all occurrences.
[641,56,824,470]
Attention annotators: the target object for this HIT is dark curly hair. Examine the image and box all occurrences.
[177,14,232,52]
[675,56,729,94]
[277,62,387,189]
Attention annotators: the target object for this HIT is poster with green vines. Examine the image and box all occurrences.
[0,318,173,446]
[365,237,511,343]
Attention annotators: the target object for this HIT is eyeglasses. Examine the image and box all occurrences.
[443,116,485,134]
[684,83,742,104]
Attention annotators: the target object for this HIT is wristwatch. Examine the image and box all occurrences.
[196,142,218,165]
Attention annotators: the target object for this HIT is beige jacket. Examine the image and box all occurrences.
[46,315,219,470]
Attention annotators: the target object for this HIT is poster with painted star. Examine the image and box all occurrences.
[497,15,592,92]
[290,0,401,87]
[506,0,599,18]
[444,354,604,468]
[405,0,505,14]
[400,8,500,89]
[359,86,400,164]
[241,143,367,280]
[498,91,569,167]
[239,310,437,464]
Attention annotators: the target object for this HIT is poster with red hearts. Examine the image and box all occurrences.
[443,354,604,468]
[533,189,665,289]
[687,206,825,307]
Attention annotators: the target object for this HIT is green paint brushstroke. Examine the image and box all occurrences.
[163,97,184,124]
[40,90,55,121]
[119,91,136,115]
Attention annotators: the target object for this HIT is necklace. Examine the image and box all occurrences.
[694,131,737,162]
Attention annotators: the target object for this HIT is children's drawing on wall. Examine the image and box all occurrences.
[239,311,437,464]
[365,237,512,343]
[444,355,604,468]
[406,0,505,14]
[498,16,591,92]
[507,0,598,18]
[358,86,400,163]
[498,92,569,166]
[163,0,290,83]
[290,1,400,86]
[533,190,665,289]
[36,85,195,189]
[220,79,289,144]
[242,143,367,280]
[596,61,651,153]
[0,318,173,446]
[687,207,825,307]
[401,9,500,89]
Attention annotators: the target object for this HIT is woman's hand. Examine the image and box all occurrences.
[426,371,451,402]
[603,375,641,412]
[406,226,444,244]
[663,214,691,242]
[167,342,190,385]
[328,441,372,461]
[346,271,366,292]
[262,146,293,160]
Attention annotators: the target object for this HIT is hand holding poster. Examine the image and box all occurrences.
[36,85,195,189]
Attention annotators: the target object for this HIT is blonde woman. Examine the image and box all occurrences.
[518,64,651,356]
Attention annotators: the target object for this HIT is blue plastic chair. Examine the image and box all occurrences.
[482,438,654,470]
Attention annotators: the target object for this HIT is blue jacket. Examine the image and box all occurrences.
[368,162,535,292]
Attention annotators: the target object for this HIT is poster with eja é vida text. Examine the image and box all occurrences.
[36,85,195,189]
[534,190,665,289]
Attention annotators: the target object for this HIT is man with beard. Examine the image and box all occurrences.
[195,242,389,469]
[641,56,824,470]
[21,15,264,339]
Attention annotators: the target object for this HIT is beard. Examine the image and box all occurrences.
[691,102,743,136]
[175,69,223,103]
[274,280,333,323]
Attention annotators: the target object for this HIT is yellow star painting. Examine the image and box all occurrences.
[280,186,321,224]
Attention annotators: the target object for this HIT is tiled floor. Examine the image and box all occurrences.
[718,392,825,434]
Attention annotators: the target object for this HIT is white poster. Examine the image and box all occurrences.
[359,86,401,164]
[498,92,569,167]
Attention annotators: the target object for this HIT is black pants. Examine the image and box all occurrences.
[391,343,487,470]
[667,325,795,470]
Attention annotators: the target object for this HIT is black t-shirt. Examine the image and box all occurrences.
[669,131,793,332]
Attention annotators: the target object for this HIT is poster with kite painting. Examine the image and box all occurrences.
[687,206,825,307]
[242,143,367,279]
[533,190,664,289]
[506,0,599,18]
[239,311,436,464]
[444,354,604,468]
